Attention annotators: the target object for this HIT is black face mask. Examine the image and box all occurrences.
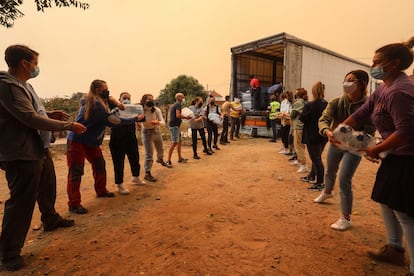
[101,90,110,99]
[197,102,203,108]
[210,101,215,105]
[146,100,154,107]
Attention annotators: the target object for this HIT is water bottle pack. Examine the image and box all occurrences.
[111,104,143,119]
[332,124,376,156]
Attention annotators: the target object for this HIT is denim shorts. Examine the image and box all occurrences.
[169,126,181,143]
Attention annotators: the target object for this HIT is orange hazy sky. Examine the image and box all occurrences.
[1,0,413,101]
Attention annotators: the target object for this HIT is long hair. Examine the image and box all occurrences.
[375,36,414,70]
[344,70,369,96]
[84,79,106,120]
[311,81,325,101]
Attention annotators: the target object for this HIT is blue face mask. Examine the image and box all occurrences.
[370,66,387,80]
[30,66,40,78]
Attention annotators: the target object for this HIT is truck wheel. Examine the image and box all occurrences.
[251,128,258,137]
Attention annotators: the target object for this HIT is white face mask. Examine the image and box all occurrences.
[181,98,186,104]
[234,98,240,103]
[343,81,358,94]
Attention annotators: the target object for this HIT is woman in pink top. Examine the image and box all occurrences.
[344,36,414,275]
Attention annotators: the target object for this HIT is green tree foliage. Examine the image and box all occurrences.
[41,92,84,119]
[158,74,207,105]
[0,0,89,28]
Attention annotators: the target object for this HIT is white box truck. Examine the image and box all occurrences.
[230,32,371,137]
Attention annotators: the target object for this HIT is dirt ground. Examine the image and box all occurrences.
[0,134,411,275]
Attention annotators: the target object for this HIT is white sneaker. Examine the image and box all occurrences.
[330,217,352,231]
[278,148,289,154]
[131,176,146,185]
[117,183,130,195]
[290,160,300,166]
[297,165,308,173]
[314,191,334,203]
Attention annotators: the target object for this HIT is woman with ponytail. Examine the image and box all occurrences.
[344,36,414,275]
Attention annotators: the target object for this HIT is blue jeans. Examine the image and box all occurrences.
[381,204,414,273]
[324,145,361,216]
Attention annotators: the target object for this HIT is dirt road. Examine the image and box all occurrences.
[0,136,409,275]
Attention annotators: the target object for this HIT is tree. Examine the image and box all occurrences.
[0,0,89,28]
[158,75,207,105]
[41,91,84,119]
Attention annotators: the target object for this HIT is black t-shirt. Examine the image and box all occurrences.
[169,102,182,127]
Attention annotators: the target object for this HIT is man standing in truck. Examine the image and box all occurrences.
[250,75,261,110]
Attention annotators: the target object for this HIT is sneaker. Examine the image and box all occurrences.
[69,204,88,214]
[157,159,171,168]
[166,161,173,167]
[1,255,24,271]
[117,183,130,195]
[288,155,297,161]
[43,218,75,231]
[290,160,300,166]
[301,175,315,182]
[308,183,325,191]
[330,217,352,231]
[367,244,406,266]
[278,148,289,154]
[213,145,220,150]
[194,155,201,160]
[178,157,188,163]
[97,191,115,198]
[205,149,213,155]
[208,148,215,153]
[144,172,157,182]
[220,141,227,145]
[297,165,308,173]
[131,176,146,185]
[314,191,334,203]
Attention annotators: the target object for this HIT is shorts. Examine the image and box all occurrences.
[169,126,181,143]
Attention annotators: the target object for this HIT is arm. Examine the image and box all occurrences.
[3,86,84,133]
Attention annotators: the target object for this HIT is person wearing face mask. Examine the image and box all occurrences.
[343,37,414,275]
[189,97,211,159]
[66,80,144,215]
[204,94,221,152]
[166,92,191,166]
[0,45,86,271]
[314,70,375,232]
[140,93,171,182]
[230,97,242,140]
[109,92,146,195]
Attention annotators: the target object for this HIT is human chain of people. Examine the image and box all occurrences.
[0,37,414,274]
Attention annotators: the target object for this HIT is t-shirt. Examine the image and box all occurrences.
[221,101,231,117]
[169,102,182,127]
[189,105,204,129]
[250,77,260,88]
[230,102,242,118]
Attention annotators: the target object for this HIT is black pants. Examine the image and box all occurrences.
[220,116,229,143]
[281,124,291,148]
[109,136,140,184]
[230,117,240,138]
[38,150,64,228]
[0,159,43,260]
[206,120,218,149]
[191,128,208,155]
[306,141,327,183]
[270,119,278,141]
